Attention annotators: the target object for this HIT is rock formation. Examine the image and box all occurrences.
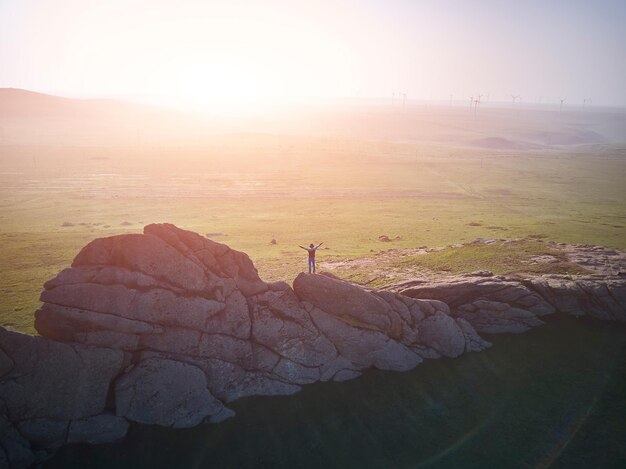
[390,272,625,332]
[0,223,624,467]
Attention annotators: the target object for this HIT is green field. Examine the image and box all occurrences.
[2,101,626,334]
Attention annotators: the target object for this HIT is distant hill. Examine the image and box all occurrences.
[0,88,229,146]
[1,88,74,118]
[0,88,153,119]
[1,88,623,147]
[470,137,544,150]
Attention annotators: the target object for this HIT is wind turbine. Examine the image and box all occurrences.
[559,97,566,114]
[474,94,483,117]
[583,97,592,110]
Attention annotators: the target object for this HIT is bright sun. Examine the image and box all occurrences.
[136,15,350,115]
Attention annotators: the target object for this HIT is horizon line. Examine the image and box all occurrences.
[3,86,626,113]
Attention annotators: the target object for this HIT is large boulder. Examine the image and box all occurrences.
[0,328,125,421]
[35,224,265,351]
[144,223,267,296]
[115,357,231,428]
[309,308,422,372]
[399,277,554,315]
[456,300,544,333]
[527,275,626,321]
[293,273,401,336]
[398,277,554,332]
[396,273,626,326]
[72,233,209,293]
[417,312,466,358]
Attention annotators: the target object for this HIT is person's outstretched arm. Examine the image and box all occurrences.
[315,242,323,249]
[299,245,307,250]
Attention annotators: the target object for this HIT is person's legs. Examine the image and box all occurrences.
[308,257,313,274]
[312,257,316,273]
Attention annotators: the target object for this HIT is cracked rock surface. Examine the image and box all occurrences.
[1,223,624,467]
[390,271,625,331]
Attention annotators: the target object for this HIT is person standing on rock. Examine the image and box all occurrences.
[299,242,323,274]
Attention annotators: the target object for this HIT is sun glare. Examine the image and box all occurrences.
[105,13,353,115]
[3,0,624,110]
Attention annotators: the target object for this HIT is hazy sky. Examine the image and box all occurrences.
[2,0,625,111]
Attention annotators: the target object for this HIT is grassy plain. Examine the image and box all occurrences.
[392,241,588,276]
[1,98,625,333]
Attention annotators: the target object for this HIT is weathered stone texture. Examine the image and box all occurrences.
[0,328,124,421]
[7,223,620,461]
[115,358,229,428]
